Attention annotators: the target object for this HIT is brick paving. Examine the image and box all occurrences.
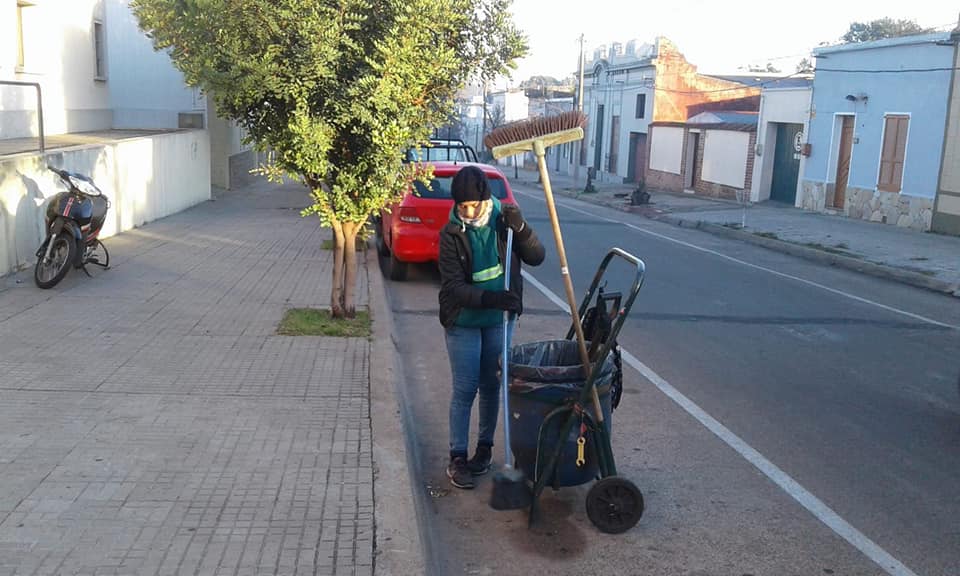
[0,180,375,576]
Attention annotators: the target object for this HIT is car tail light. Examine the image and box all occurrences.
[398,207,421,224]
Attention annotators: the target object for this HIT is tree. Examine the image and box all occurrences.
[796,58,815,74]
[486,103,506,130]
[841,18,932,43]
[132,0,526,318]
[747,62,780,73]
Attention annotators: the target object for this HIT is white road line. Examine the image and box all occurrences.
[521,268,921,576]
[514,188,957,331]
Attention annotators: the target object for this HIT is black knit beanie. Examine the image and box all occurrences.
[451,166,491,204]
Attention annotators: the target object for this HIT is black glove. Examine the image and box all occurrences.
[481,290,522,313]
[501,204,526,233]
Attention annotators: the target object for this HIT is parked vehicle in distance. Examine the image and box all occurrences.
[375,161,517,281]
[404,138,478,163]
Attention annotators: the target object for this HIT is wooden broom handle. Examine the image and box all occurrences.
[532,140,604,424]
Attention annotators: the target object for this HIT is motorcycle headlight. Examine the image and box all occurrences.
[68,175,101,196]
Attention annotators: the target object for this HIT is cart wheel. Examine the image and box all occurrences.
[585,476,643,534]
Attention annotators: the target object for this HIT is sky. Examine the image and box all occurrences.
[500,0,959,87]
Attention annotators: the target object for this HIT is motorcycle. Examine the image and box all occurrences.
[34,166,111,289]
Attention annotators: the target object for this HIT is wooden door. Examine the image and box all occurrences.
[627,132,648,182]
[834,116,854,209]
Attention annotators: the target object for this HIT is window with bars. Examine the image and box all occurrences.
[16,1,33,70]
[878,115,908,193]
[94,20,106,80]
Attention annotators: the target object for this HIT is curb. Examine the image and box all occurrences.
[659,216,960,297]
[551,188,960,299]
[367,248,433,576]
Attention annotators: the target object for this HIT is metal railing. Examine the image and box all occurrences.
[0,80,44,153]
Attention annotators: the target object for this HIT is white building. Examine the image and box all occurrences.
[750,79,813,204]
[2,0,204,136]
[1,0,251,189]
[486,88,528,167]
[579,39,657,184]
[0,0,252,276]
[575,37,759,186]
[455,83,485,155]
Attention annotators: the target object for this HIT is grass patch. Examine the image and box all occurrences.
[753,231,779,239]
[723,223,744,230]
[277,308,371,337]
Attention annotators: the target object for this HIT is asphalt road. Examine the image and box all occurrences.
[382,180,960,576]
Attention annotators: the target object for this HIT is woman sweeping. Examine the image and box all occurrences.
[438,165,545,489]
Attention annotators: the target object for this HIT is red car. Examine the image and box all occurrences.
[376,161,518,280]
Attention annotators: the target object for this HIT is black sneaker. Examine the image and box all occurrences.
[467,445,493,476]
[446,456,474,489]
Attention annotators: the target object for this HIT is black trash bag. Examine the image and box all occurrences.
[508,340,615,390]
[581,289,624,410]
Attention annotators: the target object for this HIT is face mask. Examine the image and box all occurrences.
[459,200,492,229]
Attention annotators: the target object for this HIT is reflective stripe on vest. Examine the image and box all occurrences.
[472,263,503,283]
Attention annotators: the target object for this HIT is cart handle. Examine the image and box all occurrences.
[565,247,646,346]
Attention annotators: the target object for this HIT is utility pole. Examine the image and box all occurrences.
[482,80,488,154]
[573,33,585,184]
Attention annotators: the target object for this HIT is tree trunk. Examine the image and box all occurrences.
[330,218,346,318]
[341,221,359,318]
[329,218,360,319]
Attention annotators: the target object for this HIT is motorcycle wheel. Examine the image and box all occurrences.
[34,234,76,289]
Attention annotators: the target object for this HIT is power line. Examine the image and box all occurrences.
[816,66,960,73]
[930,20,960,31]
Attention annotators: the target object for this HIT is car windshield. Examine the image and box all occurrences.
[412,175,508,200]
[405,144,477,163]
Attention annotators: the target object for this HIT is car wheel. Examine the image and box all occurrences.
[374,218,390,257]
[387,249,408,281]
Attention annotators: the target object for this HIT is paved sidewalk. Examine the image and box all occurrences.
[0,179,419,575]
[516,168,960,297]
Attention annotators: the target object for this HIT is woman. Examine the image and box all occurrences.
[438,165,545,489]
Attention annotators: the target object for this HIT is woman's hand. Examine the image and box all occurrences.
[481,290,521,313]
[501,204,526,233]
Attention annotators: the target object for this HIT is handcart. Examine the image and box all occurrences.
[508,247,646,533]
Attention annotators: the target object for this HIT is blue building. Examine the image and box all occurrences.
[801,33,957,230]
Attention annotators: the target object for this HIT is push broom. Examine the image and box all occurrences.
[489,228,531,511]
[483,111,606,439]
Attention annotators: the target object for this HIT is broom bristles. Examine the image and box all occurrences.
[484,111,587,150]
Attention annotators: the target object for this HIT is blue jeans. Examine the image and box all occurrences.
[445,321,514,458]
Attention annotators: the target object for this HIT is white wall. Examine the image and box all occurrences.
[0,130,211,275]
[489,90,528,123]
[702,130,749,188]
[617,84,653,177]
[1,0,112,137]
[105,0,204,129]
[1,0,205,139]
[649,126,683,175]
[488,90,528,167]
[751,88,812,203]
[581,63,654,180]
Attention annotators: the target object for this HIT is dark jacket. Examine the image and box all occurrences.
[438,215,546,328]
